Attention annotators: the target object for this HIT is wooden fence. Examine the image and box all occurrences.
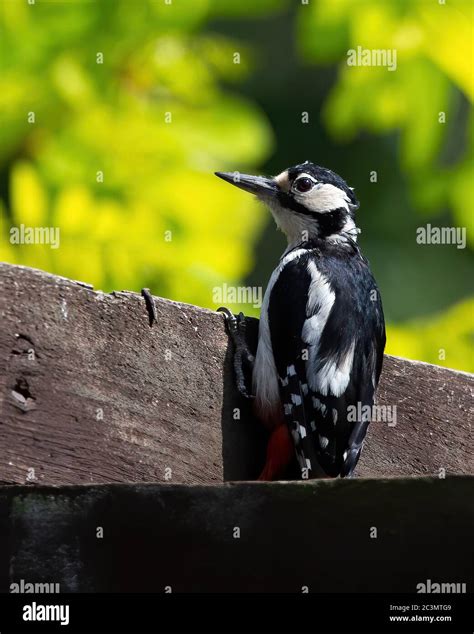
[0,262,472,592]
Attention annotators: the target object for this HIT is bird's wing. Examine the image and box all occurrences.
[267,246,385,477]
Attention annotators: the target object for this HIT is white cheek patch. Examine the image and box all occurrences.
[274,169,290,192]
[297,183,351,213]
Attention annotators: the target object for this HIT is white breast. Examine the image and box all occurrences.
[252,248,307,419]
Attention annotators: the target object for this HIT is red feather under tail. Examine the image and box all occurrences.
[258,423,294,481]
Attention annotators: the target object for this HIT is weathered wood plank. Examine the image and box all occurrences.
[368,355,473,476]
[0,263,265,485]
[0,262,472,484]
[1,478,473,592]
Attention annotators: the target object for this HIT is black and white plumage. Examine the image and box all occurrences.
[216,162,386,478]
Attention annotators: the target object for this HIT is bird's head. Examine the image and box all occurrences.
[216,161,359,246]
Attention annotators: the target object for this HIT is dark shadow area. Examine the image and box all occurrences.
[219,314,301,482]
[2,478,473,592]
[220,315,268,481]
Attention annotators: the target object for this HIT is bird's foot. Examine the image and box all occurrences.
[217,307,246,343]
[218,307,255,399]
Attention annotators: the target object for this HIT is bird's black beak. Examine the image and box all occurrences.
[215,171,278,198]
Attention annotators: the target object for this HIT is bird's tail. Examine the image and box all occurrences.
[341,419,370,478]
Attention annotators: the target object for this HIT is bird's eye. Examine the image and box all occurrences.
[294,177,314,193]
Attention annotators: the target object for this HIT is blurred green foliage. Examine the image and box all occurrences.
[0,0,277,305]
[0,0,472,372]
[297,0,473,371]
[299,0,473,238]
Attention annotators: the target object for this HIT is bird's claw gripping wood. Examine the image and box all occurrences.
[141,288,157,326]
[217,306,239,333]
[218,307,255,400]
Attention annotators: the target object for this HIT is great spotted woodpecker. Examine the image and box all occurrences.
[216,162,386,479]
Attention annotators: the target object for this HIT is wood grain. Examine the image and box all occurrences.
[0,262,472,485]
